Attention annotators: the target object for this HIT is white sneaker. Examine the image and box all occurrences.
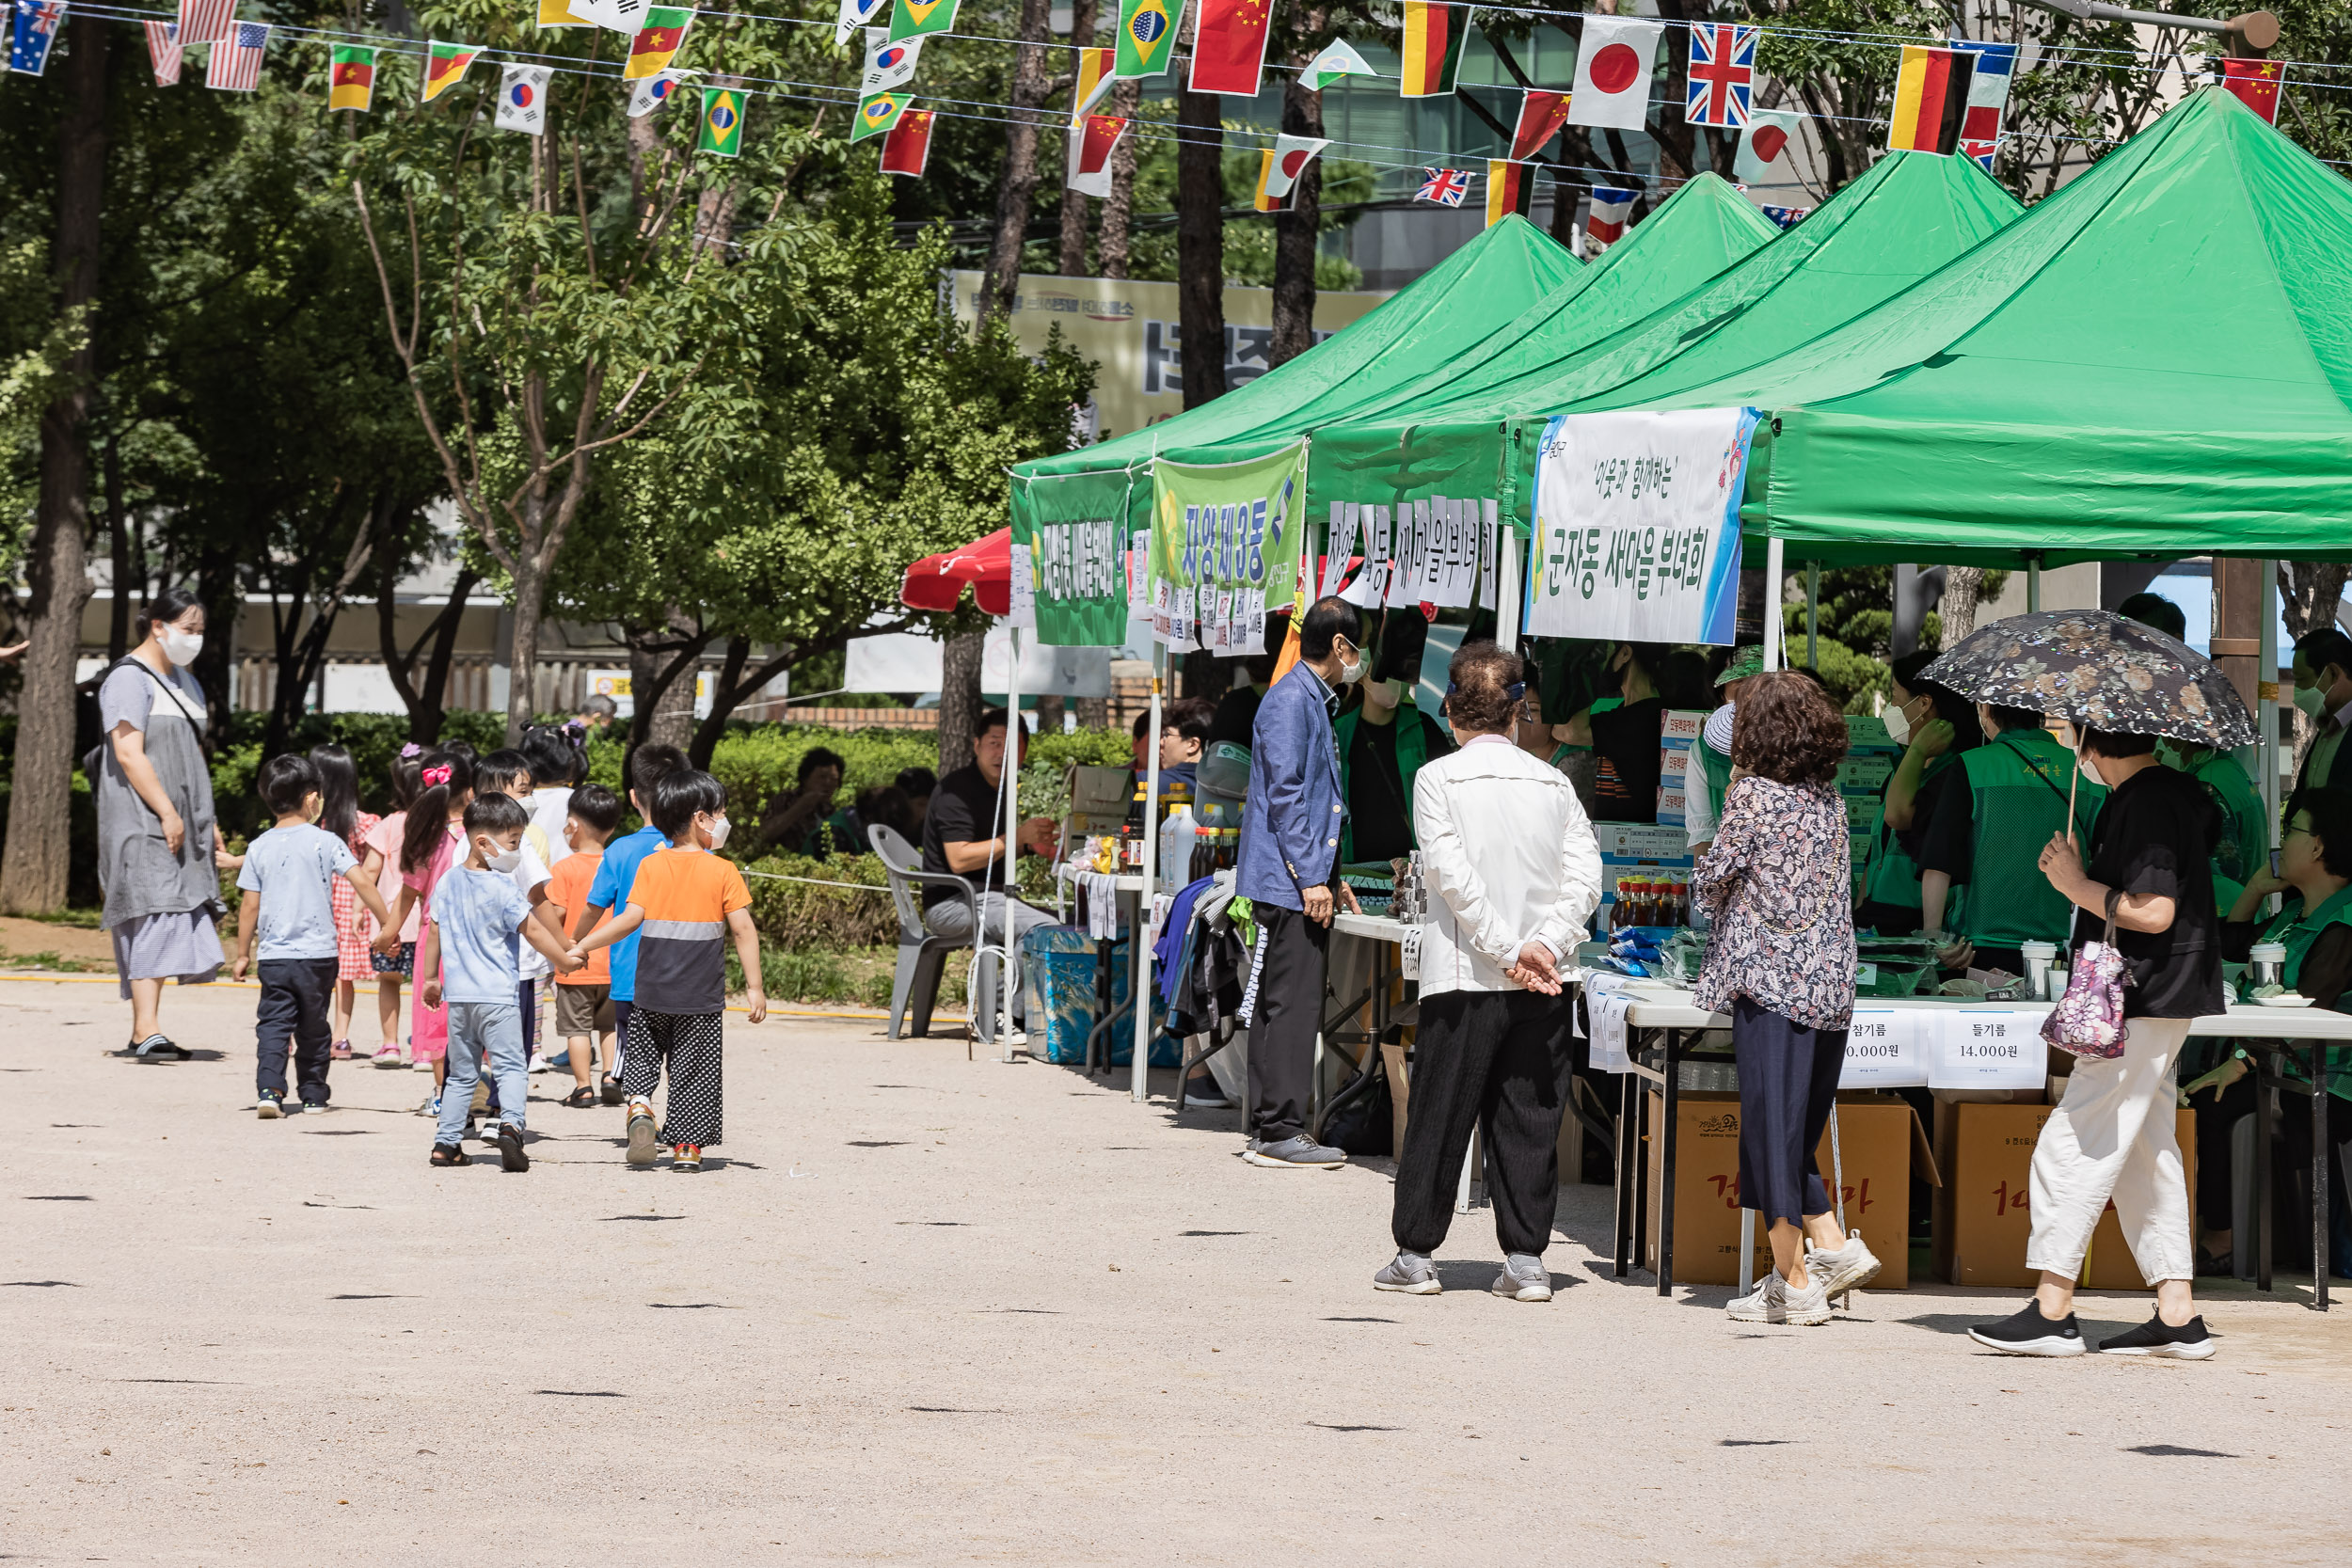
[527,1052,553,1075]
[1726,1270,1832,1326]
[1804,1233,1883,1301]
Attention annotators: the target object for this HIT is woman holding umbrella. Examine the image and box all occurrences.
[1933,611,2243,1360]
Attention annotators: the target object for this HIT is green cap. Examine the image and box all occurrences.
[1714,648,1766,687]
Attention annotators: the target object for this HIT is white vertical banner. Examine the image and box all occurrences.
[1321,501,1356,598]
[1524,406,1759,644]
[1387,499,1422,608]
[1008,543,1038,629]
[1127,528,1152,608]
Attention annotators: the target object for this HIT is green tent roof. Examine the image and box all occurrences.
[1660,88,2352,564]
[1311,151,2021,517]
[1013,213,1581,485]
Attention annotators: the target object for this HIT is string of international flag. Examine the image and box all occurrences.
[7,0,2306,206]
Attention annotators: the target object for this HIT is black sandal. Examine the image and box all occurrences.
[599,1076,624,1106]
[128,1034,191,1061]
[429,1143,471,1167]
[561,1084,600,1108]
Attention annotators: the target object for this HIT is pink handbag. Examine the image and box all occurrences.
[2041,891,2130,1059]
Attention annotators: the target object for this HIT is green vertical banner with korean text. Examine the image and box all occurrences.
[1148,440,1309,651]
[1010,469,1144,646]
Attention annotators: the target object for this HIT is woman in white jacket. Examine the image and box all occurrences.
[1374,642,1606,1301]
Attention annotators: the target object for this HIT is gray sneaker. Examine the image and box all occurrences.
[1243,1134,1347,1169]
[1804,1233,1883,1301]
[1374,1251,1440,1294]
[1490,1253,1553,1302]
[1726,1270,1833,1326]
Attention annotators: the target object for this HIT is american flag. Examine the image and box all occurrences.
[1684,24,1756,127]
[143,21,182,86]
[175,0,232,44]
[204,18,265,91]
[1760,204,1809,230]
[1416,166,1469,207]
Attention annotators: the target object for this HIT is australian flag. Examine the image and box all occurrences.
[1759,205,1810,230]
[1684,23,1756,128]
[9,0,66,76]
[1416,166,1469,207]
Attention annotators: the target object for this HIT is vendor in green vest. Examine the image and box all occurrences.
[2198,784,2352,1275]
[2118,591,2274,906]
[1333,609,1454,864]
[1857,653,1985,936]
[1917,702,2106,975]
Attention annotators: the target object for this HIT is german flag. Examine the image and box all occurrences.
[1486,160,1531,228]
[1400,0,1470,99]
[1885,45,1976,155]
[328,44,375,111]
[625,7,692,81]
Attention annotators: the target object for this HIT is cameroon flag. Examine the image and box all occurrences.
[1399,0,1469,99]
[1114,0,1179,79]
[328,44,376,111]
[421,40,481,103]
[886,0,960,45]
[698,86,745,157]
[851,89,911,141]
[625,8,692,80]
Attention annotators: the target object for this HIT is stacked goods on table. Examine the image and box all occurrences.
[1838,714,1902,901]
[1597,822,1693,933]
[1656,708,1706,829]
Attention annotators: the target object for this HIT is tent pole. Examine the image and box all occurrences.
[1134,643,1164,1101]
[2261,559,2281,868]
[1001,625,1022,1065]
[1764,537,1785,671]
[2027,554,2042,613]
[1805,560,1820,671]
[1498,527,1522,655]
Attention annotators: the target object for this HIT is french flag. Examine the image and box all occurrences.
[1583,186,1637,255]
[1953,40,2017,168]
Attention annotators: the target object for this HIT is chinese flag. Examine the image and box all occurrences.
[2221,57,2281,124]
[881,108,935,176]
[1187,0,1272,96]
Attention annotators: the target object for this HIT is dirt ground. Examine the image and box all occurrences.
[4,975,2348,1566]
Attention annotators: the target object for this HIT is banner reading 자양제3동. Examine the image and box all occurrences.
[1149,441,1309,654]
[1523,406,1760,646]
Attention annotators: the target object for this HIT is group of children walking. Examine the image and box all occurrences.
[232,731,767,1173]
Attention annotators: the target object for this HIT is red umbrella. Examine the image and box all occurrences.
[901,528,1009,616]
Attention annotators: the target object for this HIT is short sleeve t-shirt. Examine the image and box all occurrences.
[98,660,206,740]
[920,764,1010,910]
[509,838,554,981]
[236,823,357,961]
[626,846,752,1014]
[430,865,536,1005]
[2073,765,2224,1019]
[588,824,668,1002]
[546,851,611,986]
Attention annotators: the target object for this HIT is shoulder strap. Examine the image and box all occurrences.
[1998,734,2094,837]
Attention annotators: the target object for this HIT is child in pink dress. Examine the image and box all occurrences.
[361,749,423,1067]
[310,744,381,1061]
[374,748,474,1117]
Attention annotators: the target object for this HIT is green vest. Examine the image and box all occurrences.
[1862,752,1956,913]
[1333,702,1435,863]
[1954,730,2106,953]
[2261,886,2352,1101]
[2191,752,2269,891]
[1692,731,1734,839]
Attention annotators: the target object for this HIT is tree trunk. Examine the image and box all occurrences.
[1036,691,1066,733]
[1099,79,1140,279]
[1,12,107,914]
[978,0,1057,322]
[1269,69,1324,370]
[1941,565,1985,644]
[2280,562,2349,643]
[380,540,476,746]
[105,424,131,660]
[1057,0,1100,277]
[1551,127,1598,248]
[504,549,546,744]
[627,615,704,752]
[937,626,986,775]
[1176,78,1226,408]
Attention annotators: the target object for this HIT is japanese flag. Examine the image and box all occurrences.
[1734,107,1803,184]
[1261,134,1329,202]
[1568,16,1662,132]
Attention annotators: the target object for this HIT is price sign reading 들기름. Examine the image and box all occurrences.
[1838,1008,1929,1088]
[1924,1009,2047,1091]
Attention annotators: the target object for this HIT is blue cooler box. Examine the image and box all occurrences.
[1022,926,1175,1067]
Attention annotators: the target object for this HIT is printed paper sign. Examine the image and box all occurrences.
[1838,1009,1930,1088]
[1321,502,1356,598]
[1924,1008,2046,1090]
[1525,406,1759,644]
[1149,441,1308,646]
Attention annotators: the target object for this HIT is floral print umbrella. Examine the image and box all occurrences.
[1916,609,2255,748]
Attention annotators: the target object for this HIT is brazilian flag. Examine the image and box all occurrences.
[850,90,911,142]
[1115,0,1177,78]
[698,87,745,157]
[885,0,959,44]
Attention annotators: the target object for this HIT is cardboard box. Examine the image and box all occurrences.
[1660,739,1691,782]
[1663,708,1707,743]
[1655,784,1689,827]
[1643,1092,1938,1287]
[1933,1101,2197,1289]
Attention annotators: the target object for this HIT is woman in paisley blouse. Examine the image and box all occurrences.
[1692,672,1876,1325]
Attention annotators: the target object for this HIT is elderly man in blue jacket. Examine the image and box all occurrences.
[1237,595,1368,1168]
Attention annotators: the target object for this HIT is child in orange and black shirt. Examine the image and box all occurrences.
[568,768,765,1172]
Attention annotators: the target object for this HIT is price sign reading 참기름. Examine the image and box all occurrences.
[1838,1008,1928,1088]
[1924,1009,2047,1091]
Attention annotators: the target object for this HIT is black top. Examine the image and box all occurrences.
[1344,712,1454,864]
[1590,696,1666,823]
[2073,764,2224,1019]
[1893,760,1960,863]
[919,763,1013,910]
[1208,683,1266,749]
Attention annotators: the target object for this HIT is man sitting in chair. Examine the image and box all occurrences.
[922,709,1059,1027]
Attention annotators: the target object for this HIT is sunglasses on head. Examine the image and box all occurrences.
[1445,681,1528,702]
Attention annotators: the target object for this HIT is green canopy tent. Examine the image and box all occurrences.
[1308,149,2023,520]
[1606,87,2352,567]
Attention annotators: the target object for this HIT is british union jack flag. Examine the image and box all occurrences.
[1684,24,1756,127]
[1416,166,1470,207]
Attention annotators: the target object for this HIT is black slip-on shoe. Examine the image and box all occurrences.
[2097,1313,2215,1360]
[498,1123,530,1173]
[1968,1301,2085,1356]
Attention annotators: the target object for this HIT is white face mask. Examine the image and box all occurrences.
[159,626,203,667]
[705,815,731,850]
[1334,641,1365,686]
[2076,751,2105,787]
[479,837,522,873]
[2296,683,2328,720]
[1883,702,1914,747]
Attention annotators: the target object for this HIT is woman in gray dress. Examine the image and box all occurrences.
[96,588,231,1057]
